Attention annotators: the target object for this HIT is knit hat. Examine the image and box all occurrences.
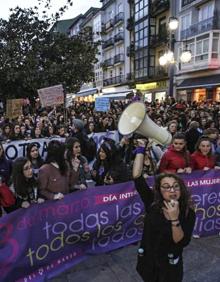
[72,119,84,131]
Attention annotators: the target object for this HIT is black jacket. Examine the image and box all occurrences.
[134,176,195,282]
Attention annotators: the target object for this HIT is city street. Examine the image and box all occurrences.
[49,235,220,282]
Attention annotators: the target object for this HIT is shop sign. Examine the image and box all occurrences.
[136,80,167,91]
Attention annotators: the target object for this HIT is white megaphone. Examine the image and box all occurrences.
[118,102,172,145]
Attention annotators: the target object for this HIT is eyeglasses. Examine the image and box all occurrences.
[161,183,180,192]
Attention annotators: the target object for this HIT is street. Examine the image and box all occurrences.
[49,235,220,282]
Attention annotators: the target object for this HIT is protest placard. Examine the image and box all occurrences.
[6,99,23,119]
[37,85,64,107]
[95,97,110,112]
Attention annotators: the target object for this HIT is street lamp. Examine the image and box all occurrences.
[159,17,192,97]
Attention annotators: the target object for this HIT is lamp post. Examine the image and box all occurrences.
[159,17,192,98]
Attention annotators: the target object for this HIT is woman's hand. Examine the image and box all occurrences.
[214,166,220,170]
[185,167,192,173]
[104,175,114,185]
[21,201,30,209]
[53,193,64,200]
[72,157,80,171]
[203,167,210,171]
[177,168,185,173]
[162,200,180,221]
[37,198,45,204]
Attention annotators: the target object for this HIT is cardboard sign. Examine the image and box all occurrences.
[6,99,23,119]
[37,85,64,107]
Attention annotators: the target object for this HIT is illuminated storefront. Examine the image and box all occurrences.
[136,80,168,102]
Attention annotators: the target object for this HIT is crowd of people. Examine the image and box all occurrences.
[1,96,220,281]
[1,98,220,215]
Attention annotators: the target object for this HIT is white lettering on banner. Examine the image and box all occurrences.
[2,131,119,161]
[2,138,65,161]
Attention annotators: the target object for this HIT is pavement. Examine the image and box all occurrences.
[49,235,220,282]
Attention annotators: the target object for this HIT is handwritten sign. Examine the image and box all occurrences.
[6,99,23,119]
[95,97,110,112]
[37,85,64,107]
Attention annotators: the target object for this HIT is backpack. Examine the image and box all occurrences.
[83,137,97,162]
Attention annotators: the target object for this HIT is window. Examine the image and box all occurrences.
[181,13,191,31]
[199,2,214,21]
[195,37,209,61]
[212,35,219,58]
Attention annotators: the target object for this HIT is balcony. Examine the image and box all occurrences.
[126,17,134,31]
[105,19,114,32]
[127,44,135,57]
[114,32,124,43]
[150,31,169,46]
[180,16,218,39]
[182,0,195,7]
[154,66,168,77]
[103,75,125,86]
[103,58,114,68]
[102,38,114,49]
[150,0,170,17]
[114,54,124,64]
[115,12,124,26]
[126,73,135,81]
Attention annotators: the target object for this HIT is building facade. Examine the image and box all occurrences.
[175,0,220,102]
[134,0,171,102]
[100,0,133,94]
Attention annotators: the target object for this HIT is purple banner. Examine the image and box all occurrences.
[147,169,220,237]
[0,170,220,281]
[0,182,144,282]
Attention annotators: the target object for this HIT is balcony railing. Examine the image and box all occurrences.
[102,38,114,49]
[103,58,114,67]
[127,45,135,57]
[126,73,135,81]
[150,0,169,16]
[182,0,195,7]
[105,19,114,31]
[180,16,218,39]
[150,31,169,46]
[103,75,125,86]
[126,17,134,31]
[154,66,168,77]
[114,54,124,64]
[114,32,124,43]
[115,12,124,25]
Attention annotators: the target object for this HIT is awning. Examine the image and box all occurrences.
[176,74,220,89]
[76,88,97,97]
[99,91,133,100]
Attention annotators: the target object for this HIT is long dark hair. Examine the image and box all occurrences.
[12,157,36,197]
[46,140,67,175]
[26,143,44,166]
[153,173,194,217]
[65,137,81,169]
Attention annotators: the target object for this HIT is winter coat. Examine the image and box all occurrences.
[191,151,215,170]
[159,145,192,173]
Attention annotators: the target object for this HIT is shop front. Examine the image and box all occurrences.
[176,74,220,102]
[136,80,168,102]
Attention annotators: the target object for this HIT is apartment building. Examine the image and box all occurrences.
[175,0,220,102]
[101,0,133,94]
[134,0,170,102]
[93,10,103,90]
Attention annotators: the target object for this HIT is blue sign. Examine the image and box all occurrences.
[95,98,110,112]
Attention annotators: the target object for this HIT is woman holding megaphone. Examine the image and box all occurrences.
[133,138,195,282]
